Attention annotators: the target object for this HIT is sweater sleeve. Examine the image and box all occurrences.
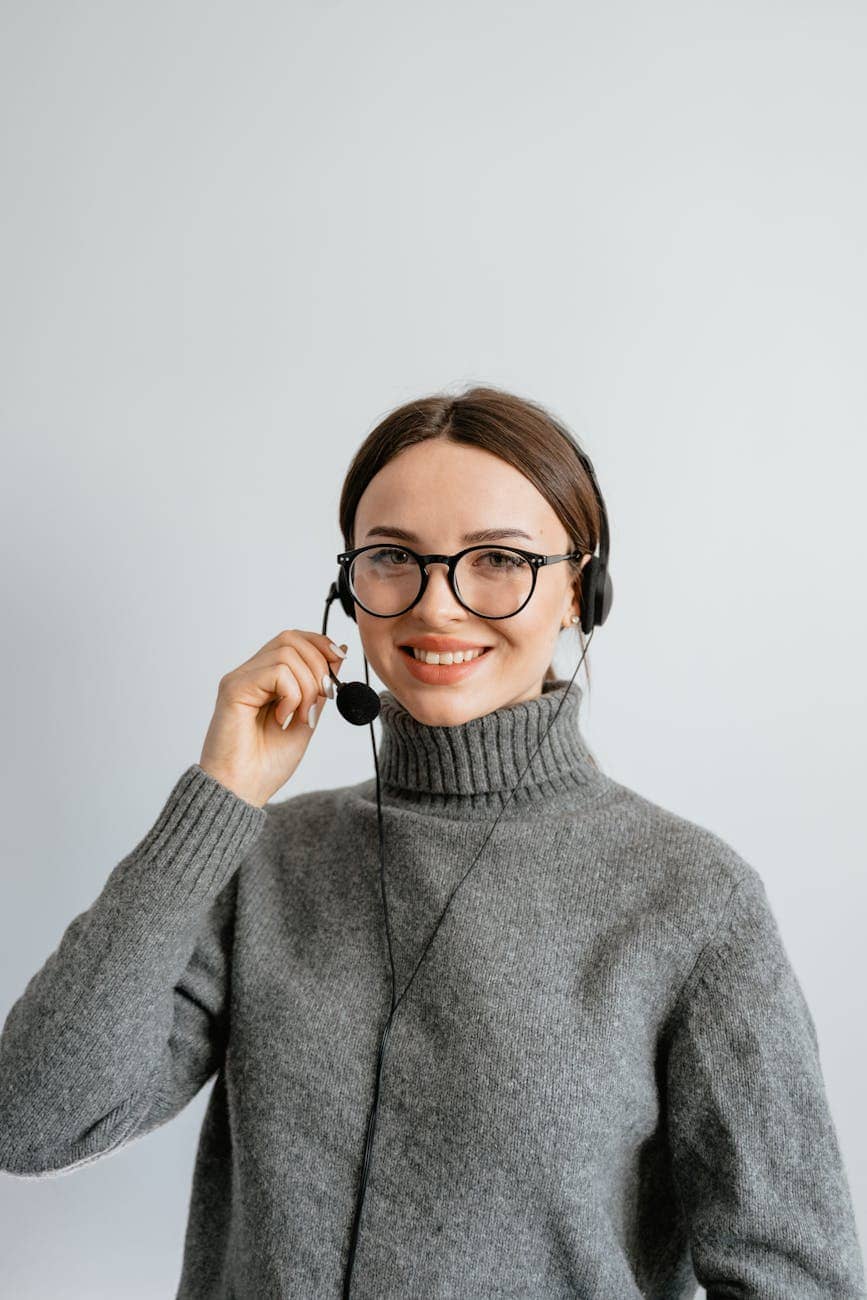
[665,867,866,1298]
[0,763,267,1178]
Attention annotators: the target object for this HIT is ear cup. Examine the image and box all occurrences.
[336,566,357,622]
[596,565,613,628]
[578,557,613,634]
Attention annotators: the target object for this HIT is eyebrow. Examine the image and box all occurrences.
[362,525,536,544]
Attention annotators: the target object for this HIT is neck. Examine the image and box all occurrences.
[373,677,608,820]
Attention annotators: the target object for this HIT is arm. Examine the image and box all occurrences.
[665,867,866,1298]
[0,764,267,1177]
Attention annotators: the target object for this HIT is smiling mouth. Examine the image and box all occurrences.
[399,646,492,665]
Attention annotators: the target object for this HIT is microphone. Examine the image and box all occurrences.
[322,584,381,725]
[335,678,380,726]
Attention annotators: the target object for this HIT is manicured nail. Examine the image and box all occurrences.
[281,711,295,731]
[329,641,347,658]
[321,673,334,698]
[308,702,319,729]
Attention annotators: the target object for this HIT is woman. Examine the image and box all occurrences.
[0,385,863,1298]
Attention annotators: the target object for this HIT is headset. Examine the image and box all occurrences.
[318,428,612,1298]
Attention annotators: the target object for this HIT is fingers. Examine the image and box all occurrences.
[270,644,330,730]
[269,661,311,730]
[230,630,349,732]
[274,637,349,728]
[257,628,349,666]
[283,635,343,704]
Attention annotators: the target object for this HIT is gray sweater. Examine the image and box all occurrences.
[0,678,864,1298]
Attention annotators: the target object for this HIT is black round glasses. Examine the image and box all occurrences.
[336,543,587,619]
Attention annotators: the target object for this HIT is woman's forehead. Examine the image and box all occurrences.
[355,442,560,533]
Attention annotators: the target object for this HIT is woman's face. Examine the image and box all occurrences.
[351,438,590,725]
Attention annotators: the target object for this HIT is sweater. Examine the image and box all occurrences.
[0,677,864,1299]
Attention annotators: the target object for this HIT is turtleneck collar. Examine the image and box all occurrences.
[372,676,610,819]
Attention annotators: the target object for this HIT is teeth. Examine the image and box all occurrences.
[411,647,487,664]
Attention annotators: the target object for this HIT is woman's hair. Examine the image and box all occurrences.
[338,383,603,691]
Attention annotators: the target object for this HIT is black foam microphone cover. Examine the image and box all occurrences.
[336,679,381,726]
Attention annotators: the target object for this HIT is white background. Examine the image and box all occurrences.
[1,1,864,1294]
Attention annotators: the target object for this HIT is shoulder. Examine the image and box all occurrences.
[590,775,770,942]
[236,782,367,896]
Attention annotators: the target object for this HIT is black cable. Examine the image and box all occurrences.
[342,630,594,1298]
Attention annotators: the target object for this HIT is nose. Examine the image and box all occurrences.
[415,560,464,621]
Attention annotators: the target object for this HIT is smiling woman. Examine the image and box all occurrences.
[1,383,863,1300]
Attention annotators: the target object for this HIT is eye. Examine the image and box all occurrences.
[474,548,525,569]
[369,546,412,566]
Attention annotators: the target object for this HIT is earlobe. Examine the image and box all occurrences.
[563,579,582,629]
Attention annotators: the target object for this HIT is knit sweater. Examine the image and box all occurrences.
[0,678,863,1299]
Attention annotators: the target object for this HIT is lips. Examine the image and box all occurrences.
[400,644,493,683]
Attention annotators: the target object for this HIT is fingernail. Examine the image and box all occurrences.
[329,641,347,658]
[308,702,319,729]
[281,711,295,731]
[321,673,334,698]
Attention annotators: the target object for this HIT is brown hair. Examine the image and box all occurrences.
[338,383,603,692]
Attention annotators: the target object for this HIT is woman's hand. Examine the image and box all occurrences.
[198,629,349,807]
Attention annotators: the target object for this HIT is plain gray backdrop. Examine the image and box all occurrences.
[1,2,865,1296]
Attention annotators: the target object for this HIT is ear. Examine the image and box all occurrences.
[562,554,590,628]
[561,596,577,628]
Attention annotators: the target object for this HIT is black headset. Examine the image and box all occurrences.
[318,428,613,1298]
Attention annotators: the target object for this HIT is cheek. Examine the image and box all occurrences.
[503,602,565,666]
[508,602,553,642]
[354,614,390,663]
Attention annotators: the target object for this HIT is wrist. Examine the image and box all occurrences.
[198,764,265,809]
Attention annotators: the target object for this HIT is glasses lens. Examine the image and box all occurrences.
[454,547,534,617]
[350,547,423,614]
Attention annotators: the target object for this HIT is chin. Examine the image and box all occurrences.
[397,687,493,728]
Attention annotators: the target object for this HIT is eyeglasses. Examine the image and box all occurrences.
[336,543,586,619]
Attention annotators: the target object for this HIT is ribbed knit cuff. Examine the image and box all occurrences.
[114,763,269,925]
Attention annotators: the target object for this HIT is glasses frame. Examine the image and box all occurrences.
[336,543,587,619]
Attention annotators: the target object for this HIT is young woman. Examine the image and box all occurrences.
[1,385,863,1299]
